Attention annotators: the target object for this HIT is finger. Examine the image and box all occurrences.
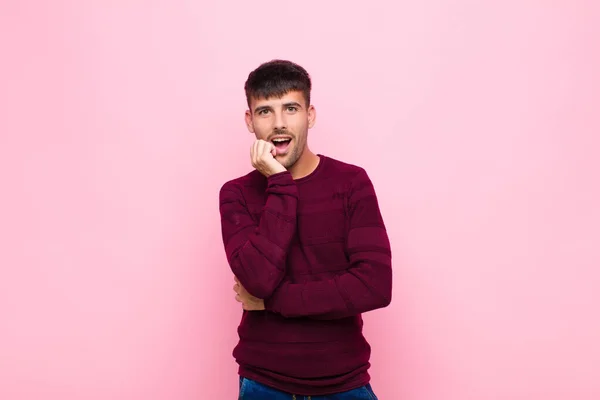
[235,294,242,302]
[251,141,259,166]
[233,283,239,293]
[263,140,272,156]
[266,141,275,158]
[255,140,264,165]
[262,140,273,156]
[257,140,266,161]
[258,140,266,159]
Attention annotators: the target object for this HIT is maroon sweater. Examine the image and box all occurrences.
[218,155,392,396]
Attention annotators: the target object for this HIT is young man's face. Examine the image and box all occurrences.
[245,90,316,169]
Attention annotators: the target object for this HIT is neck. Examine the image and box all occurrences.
[288,148,320,180]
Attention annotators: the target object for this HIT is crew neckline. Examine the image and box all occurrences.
[294,154,326,183]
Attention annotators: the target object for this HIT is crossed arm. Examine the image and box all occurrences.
[219,171,298,299]
[219,168,392,320]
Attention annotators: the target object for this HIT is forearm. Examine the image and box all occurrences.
[265,241,392,319]
[265,168,392,319]
[220,171,298,298]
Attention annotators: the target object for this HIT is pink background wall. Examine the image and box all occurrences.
[1,1,599,399]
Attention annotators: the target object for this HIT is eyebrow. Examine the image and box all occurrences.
[253,105,272,114]
[254,102,303,114]
[283,102,303,109]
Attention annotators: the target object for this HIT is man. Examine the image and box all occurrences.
[219,59,392,399]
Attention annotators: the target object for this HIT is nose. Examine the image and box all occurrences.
[273,110,287,130]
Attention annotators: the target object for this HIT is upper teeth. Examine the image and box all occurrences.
[273,138,289,142]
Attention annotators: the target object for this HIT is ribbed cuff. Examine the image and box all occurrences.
[267,170,293,184]
[266,171,297,196]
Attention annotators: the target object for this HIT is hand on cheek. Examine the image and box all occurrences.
[250,139,286,177]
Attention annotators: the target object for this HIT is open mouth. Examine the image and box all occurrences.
[271,137,292,154]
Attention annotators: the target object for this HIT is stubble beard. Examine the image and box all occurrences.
[281,136,306,169]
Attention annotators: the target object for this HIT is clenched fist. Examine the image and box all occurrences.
[251,139,286,177]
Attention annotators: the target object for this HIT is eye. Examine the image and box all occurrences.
[258,109,270,115]
[286,106,298,112]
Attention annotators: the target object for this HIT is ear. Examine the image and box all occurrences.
[307,105,316,129]
[244,110,254,133]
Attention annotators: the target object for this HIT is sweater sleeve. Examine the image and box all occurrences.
[264,168,392,319]
[219,171,298,299]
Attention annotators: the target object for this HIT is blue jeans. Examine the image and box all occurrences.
[238,377,378,400]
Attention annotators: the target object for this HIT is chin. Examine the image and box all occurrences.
[283,158,299,169]
[277,148,300,168]
[274,155,289,167]
[279,159,292,169]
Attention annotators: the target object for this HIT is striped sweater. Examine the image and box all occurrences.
[218,154,392,396]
